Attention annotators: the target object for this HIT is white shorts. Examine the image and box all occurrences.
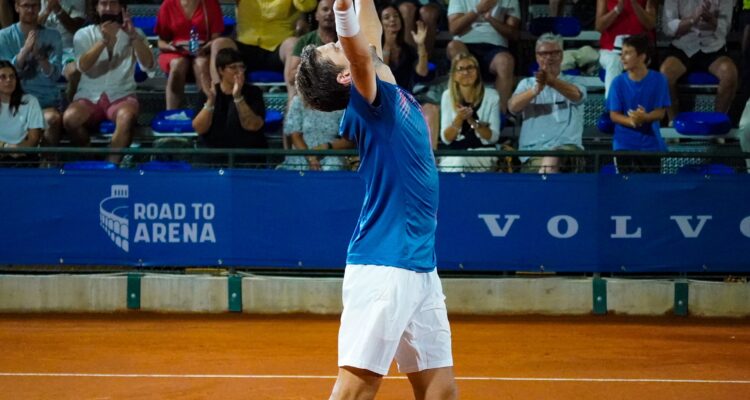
[338,264,453,376]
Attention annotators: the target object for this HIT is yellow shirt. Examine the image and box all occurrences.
[745,0,750,10]
[236,0,318,51]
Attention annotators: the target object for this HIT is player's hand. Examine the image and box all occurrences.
[334,0,353,12]
[476,0,497,15]
[411,21,427,46]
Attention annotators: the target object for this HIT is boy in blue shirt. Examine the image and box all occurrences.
[295,0,457,398]
[608,33,671,173]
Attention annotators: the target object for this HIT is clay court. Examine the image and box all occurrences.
[0,313,748,399]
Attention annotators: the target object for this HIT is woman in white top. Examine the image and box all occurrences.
[0,60,44,163]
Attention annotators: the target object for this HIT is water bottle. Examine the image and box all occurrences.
[189,26,199,56]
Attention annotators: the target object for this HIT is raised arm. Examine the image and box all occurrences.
[335,0,377,103]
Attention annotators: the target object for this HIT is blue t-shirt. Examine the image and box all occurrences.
[339,77,439,273]
[607,69,671,151]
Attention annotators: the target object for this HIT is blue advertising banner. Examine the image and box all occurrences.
[0,169,748,272]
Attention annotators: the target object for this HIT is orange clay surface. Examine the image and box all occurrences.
[0,313,748,399]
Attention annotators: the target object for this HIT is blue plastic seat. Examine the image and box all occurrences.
[597,112,614,134]
[248,70,284,83]
[673,112,731,136]
[131,16,156,37]
[529,17,582,37]
[100,120,116,135]
[222,16,236,36]
[140,160,192,171]
[680,72,719,85]
[151,109,196,133]
[134,63,148,83]
[677,163,735,175]
[599,163,617,174]
[64,161,117,170]
[265,109,283,131]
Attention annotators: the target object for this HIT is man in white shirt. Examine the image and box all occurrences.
[62,0,154,163]
[659,0,736,121]
[446,0,521,114]
[38,0,86,101]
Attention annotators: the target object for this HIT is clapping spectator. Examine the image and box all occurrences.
[0,60,43,163]
[439,53,500,172]
[155,0,224,110]
[659,0,736,121]
[38,0,87,102]
[596,0,657,99]
[0,0,62,148]
[192,48,267,167]
[508,33,586,173]
[381,4,429,93]
[446,0,521,114]
[62,0,154,163]
[379,0,443,59]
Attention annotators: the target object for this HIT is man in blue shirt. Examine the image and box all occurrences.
[296,0,457,398]
[608,33,671,173]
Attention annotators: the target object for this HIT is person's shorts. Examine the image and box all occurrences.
[338,264,453,376]
[463,43,511,81]
[664,45,729,73]
[235,41,284,72]
[74,94,140,128]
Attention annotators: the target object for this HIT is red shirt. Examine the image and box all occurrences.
[155,0,224,44]
[600,0,655,50]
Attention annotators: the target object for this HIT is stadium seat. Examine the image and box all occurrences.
[132,16,156,37]
[597,112,614,134]
[679,72,719,86]
[99,120,116,135]
[249,70,285,83]
[599,163,617,174]
[63,160,117,170]
[140,160,193,171]
[673,112,731,136]
[677,163,735,175]
[223,16,236,36]
[265,109,283,131]
[528,17,582,37]
[151,109,196,134]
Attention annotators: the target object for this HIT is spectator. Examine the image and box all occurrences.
[379,0,443,59]
[596,0,657,99]
[0,60,42,163]
[192,48,267,167]
[212,0,317,95]
[446,0,521,114]
[38,0,87,102]
[0,0,62,148]
[508,33,585,174]
[155,0,224,110]
[608,34,669,173]
[62,0,154,163]
[659,0,736,121]
[284,0,336,105]
[439,53,501,172]
[381,4,428,93]
[278,94,345,170]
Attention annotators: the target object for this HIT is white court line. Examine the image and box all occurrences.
[0,372,749,384]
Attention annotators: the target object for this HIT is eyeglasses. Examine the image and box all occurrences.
[536,50,562,58]
[455,65,477,73]
[0,74,16,81]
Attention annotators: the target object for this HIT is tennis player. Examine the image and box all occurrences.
[295,0,457,398]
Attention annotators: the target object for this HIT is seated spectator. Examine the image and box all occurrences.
[192,48,267,167]
[0,60,42,163]
[596,0,657,99]
[284,0,336,107]
[156,0,224,110]
[439,53,500,172]
[659,0,736,121]
[0,0,62,148]
[212,0,317,95]
[446,0,521,114]
[508,33,585,174]
[381,5,429,92]
[62,0,154,163]
[608,34,669,173]
[39,0,87,102]
[378,0,443,59]
[278,94,345,170]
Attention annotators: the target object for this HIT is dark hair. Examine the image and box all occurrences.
[92,0,127,24]
[215,47,243,71]
[380,5,406,48]
[296,44,350,112]
[622,33,652,65]
[0,60,26,117]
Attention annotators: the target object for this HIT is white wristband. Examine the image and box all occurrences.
[334,4,360,37]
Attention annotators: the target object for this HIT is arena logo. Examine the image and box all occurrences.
[478,214,750,239]
[99,185,217,253]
